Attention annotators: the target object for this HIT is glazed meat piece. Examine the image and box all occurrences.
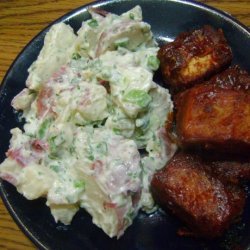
[210,160,250,185]
[158,25,232,90]
[209,65,250,91]
[174,65,250,109]
[175,82,250,154]
[151,152,246,239]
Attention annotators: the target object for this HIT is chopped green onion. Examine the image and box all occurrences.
[86,144,94,161]
[113,127,121,135]
[38,118,52,138]
[114,37,129,49]
[134,127,144,138]
[87,155,94,161]
[129,13,135,20]
[74,180,85,189]
[69,145,76,154]
[48,135,57,154]
[147,55,160,71]
[50,165,60,173]
[123,89,152,108]
[72,52,81,60]
[96,142,108,155]
[48,154,57,160]
[87,19,98,28]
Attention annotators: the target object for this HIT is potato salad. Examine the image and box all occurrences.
[0,6,176,238]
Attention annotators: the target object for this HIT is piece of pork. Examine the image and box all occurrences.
[158,25,232,92]
[151,152,247,239]
[174,66,250,155]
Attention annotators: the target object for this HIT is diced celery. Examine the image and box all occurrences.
[129,13,135,20]
[147,55,160,71]
[114,37,129,49]
[50,165,60,173]
[38,118,52,138]
[87,19,98,28]
[48,136,57,154]
[72,52,81,60]
[113,127,122,135]
[123,89,152,108]
[74,180,85,189]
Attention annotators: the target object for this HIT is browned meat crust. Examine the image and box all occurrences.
[210,160,250,185]
[174,65,250,108]
[151,152,247,239]
[209,65,250,91]
[158,25,232,91]
[174,66,250,154]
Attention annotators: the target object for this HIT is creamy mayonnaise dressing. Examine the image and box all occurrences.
[0,6,176,238]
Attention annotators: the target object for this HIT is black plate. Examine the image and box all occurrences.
[0,0,250,249]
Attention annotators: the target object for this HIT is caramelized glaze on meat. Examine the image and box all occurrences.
[151,152,246,239]
[176,86,250,153]
[158,25,232,91]
[175,66,250,154]
[210,160,250,185]
[209,65,250,91]
[173,64,250,108]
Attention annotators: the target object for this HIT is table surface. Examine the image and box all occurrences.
[0,0,249,249]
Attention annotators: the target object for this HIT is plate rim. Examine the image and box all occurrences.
[0,0,250,249]
[0,0,249,92]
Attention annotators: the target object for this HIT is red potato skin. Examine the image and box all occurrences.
[158,25,232,91]
[151,152,247,239]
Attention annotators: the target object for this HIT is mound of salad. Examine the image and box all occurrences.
[0,6,176,238]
